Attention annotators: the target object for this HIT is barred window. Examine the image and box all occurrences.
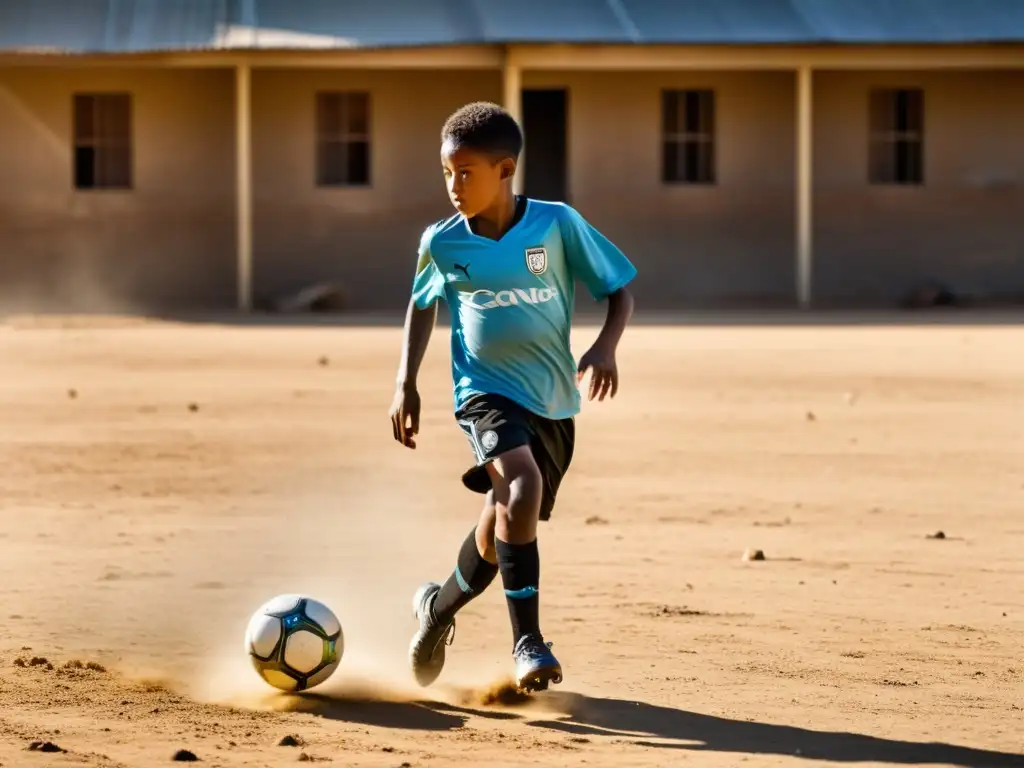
[869,88,924,185]
[662,89,715,185]
[316,92,370,186]
[73,93,132,189]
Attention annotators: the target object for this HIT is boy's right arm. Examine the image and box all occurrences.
[390,225,445,449]
[389,297,437,449]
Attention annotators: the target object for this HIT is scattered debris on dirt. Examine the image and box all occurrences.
[278,735,305,747]
[584,515,609,525]
[67,388,78,399]
[27,741,65,753]
[651,605,709,617]
[805,410,816,422]
[927,530,946,539]
[743,548,766,561]
[172,749,199,761]
[269,283,346,313]
[187,403,199,413]
[318,356,330,367]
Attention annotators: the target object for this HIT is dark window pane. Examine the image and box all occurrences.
[684,140,700,181]
[99,94,131,142]
[684,91,700,133]
[894,139,922,185]
[894,89,922,133]
[346,140,369,185]
[74,95,94,142]
[662,91,679,134]
[317,140,343,185]
[343,93,369,134]
[317,94,341,135]
[75,146,96,188]
[99,144,131,188]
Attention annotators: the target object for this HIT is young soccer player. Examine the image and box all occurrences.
[388,101,636,692]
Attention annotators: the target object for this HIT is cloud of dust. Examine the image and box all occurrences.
[184,467,464,708]
[61,465,521,713]
[0,211,157,320]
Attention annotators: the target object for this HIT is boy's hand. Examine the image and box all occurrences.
[389,385,421,449]
[576,343,619,402]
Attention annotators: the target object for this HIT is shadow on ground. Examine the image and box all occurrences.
[275,687,1024,765]
[532,693,1024,766]
[273,690,466,732]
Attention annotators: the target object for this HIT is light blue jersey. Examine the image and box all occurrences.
[411,199,636,420]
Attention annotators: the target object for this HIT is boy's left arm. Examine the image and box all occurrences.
[559,205,638,402]
[577,286,635,401]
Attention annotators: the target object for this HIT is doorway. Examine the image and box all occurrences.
[521,88,568,203]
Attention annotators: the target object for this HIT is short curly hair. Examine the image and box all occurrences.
[441,101,523,159]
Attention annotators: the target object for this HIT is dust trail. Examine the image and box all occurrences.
[185,467,463,706]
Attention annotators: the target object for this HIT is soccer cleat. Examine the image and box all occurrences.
[513,633,563,693]
[408,581,455,687]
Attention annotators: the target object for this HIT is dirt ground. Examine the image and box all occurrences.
[0,314,1022,768]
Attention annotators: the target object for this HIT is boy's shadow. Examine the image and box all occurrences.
[427,692,1024,766]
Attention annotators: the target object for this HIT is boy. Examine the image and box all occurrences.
[388,101,636,692]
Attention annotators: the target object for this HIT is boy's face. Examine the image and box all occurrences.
[441,140,513,218]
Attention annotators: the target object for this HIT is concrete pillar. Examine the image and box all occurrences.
[235,62,253,311]
[503,57,524,195]
[796,65,813,308]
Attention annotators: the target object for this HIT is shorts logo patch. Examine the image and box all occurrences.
[480,430,499,452]
[525,246,548,275]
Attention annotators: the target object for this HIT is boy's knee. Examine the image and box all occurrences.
[486,447,543,520]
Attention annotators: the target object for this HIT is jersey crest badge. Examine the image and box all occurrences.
[525,246,548,275]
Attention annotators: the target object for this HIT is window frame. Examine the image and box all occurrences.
[315,91,371,188]
[661,88,717,186]
[72,92,134,191]
[868,87,925,186]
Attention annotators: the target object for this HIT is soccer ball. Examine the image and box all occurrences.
[245,594,343,691]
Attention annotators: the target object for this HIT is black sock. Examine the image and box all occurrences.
[431,527,499,623]
[496,538,541,646]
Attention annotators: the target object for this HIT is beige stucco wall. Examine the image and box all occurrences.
[813,69,1024,305]
[0,58,1020,313]
[525,69,797,308]
[0,67,235,312]
[251,69,500,310]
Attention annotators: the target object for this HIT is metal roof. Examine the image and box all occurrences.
[2,0,1024,54]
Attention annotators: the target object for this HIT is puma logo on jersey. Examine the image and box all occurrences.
[453,263,471,281]
[458,287,558,310]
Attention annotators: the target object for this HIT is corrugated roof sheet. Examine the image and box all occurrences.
[2,0,1024,54]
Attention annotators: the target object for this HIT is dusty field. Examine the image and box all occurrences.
[0,314,1022,768]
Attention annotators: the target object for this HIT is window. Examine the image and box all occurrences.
[316,92,370,186]
[661,89,715,184]
[869,88,924,185]
[73,93,132,189]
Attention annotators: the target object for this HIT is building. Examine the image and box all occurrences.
[1,0,1023,312]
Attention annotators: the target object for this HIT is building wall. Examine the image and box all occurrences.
[526,70,798,308]
[0,67,235,312]
[813,69,1024,305]
[0,60,1020,313]
[251,69,500,310]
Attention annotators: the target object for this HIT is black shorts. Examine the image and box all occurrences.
[455,393,575,521]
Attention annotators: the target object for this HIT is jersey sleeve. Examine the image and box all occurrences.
[558,205,637,301]
[410,225,445,309]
